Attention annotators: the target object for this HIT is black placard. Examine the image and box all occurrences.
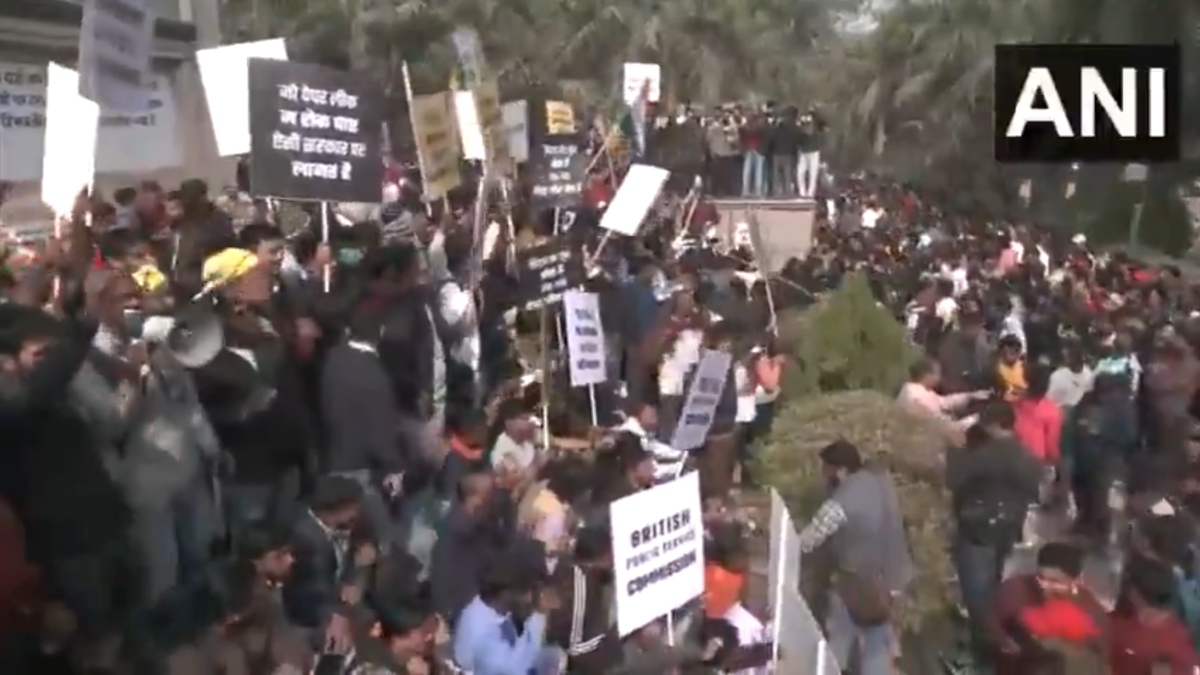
[247,59,383,202]
[515,238,585,311]
[529,133,586,209]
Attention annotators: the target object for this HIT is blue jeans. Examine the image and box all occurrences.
[825,593,894,675]
[952,532,1015,657]
[129,478,220,605]
[741,151,766,196]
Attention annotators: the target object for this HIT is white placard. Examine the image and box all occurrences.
[0,62,180,181]
[563,290,607,387]
[196,38,289,157]
[451,28,486,89]
[453,91,485,161]
[599,164,670,236]
[622,62,661,104]
[670,348,732,451]
[610,471,704,637]
[78,0,155,112]
[41,63,99,217]
[502,99,529,163]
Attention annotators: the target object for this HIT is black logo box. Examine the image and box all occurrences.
[993,44,1181,164]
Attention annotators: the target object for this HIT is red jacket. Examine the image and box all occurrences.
[1013,397,1063,464]
[1109,610,1200,674]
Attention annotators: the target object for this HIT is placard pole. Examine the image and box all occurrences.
[539,301,551,452]
[320,203,331,292]
[588,229,614,265]
[742,205,780,336]
[498,176,518,272]
[588,385,599,429]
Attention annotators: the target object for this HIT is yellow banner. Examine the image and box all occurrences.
[474,79,510,168]
[544,100,576,135]
[409,92,462,198]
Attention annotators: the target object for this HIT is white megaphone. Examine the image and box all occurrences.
[142,302,225,369]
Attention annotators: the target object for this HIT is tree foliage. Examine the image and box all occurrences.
[781,273,920,398]
[222,0,1200,251]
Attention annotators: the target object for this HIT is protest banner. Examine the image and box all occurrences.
[514,239,585,311]
[0,63,180,181]
[563,290,606,388]
[502,100,529,162]
[610,471,705,637]
[408,92,461,199]
[598,164,670,237]
[670,348,732,451]
[528,103,586,212]
[196,38,289,157]
[246,59,382,202]
[41,63,99,219]
[77,0,154,112]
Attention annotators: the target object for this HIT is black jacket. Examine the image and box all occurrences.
[192,338,314,484]
[945,436,1041,536]
[282,510,362,629]
[320,342,406,475]
[378,291,438,417]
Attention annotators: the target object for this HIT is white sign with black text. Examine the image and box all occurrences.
[610,471,705,637]
[670,349,732,451]
[563,290,607,387]
[78,0,155,112]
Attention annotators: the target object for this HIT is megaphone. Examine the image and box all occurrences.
[142,302,225,369]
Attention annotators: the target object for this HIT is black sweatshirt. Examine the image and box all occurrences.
[319,342,406,475]
[0,317,130,560]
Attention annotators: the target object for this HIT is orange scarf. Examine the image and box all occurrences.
[449,434,484,461]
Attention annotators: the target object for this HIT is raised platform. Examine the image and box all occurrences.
[711,198,817,273]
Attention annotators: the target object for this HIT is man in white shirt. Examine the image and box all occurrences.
[1047,342,1094,407]
[861,204,884,229]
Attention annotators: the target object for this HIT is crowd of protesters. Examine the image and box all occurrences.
[784,176,1200,674]
[0,144,799,674]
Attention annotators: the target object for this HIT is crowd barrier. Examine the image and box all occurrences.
[769,488,841,673]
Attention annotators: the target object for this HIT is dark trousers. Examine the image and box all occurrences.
[699,432,738,498]
[1072,454,1121,539]
[952,529,1016,660]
